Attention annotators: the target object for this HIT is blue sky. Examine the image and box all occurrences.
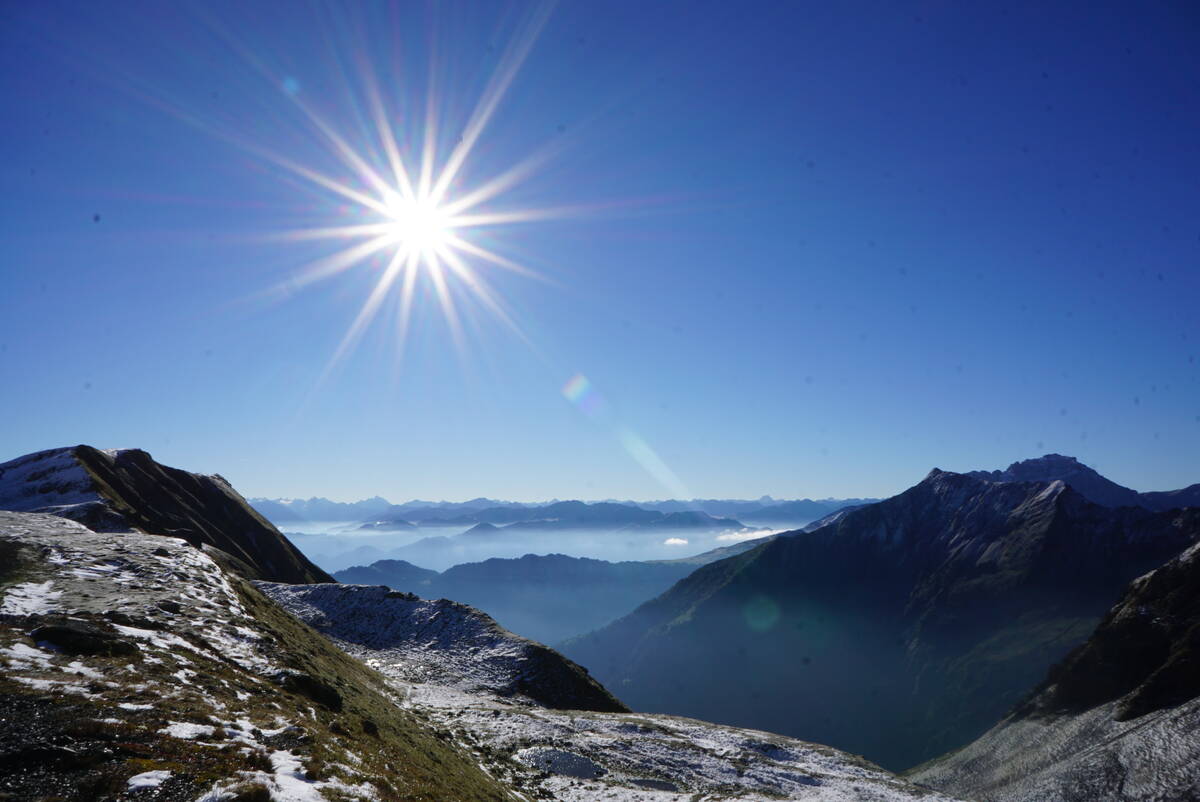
[1,1,1197,501]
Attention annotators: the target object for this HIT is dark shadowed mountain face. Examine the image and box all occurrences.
[966,454,1143,508]
[562,469,1200,772]
[968,453,1200,511]
[911,511,1200,802]
[0,446,332,584]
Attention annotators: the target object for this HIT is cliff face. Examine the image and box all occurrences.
[0,446,332,584]
[564,470,1200,770]
[910,513,1200,801]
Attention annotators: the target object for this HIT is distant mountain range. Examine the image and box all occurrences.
[562,456,1200,771]
[248,495,394,523]
[250,493,874,528]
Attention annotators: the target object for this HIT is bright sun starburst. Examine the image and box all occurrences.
[191,3,576,375]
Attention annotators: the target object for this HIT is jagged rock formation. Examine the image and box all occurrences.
[0,508,963,801]
[968,453,1200,511]
[911,515,1200,800]
[0,446,331,584]
[564,469,1200,771]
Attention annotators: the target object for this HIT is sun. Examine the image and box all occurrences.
[214,3,581,375]
[383,193,455,253]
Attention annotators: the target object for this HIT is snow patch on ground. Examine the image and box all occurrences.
[195,749,379,802]
[159,721,216,740]
[0,581,62,615]
[127,769,172,789]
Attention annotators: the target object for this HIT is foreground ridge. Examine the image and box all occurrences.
[0,508,961,800]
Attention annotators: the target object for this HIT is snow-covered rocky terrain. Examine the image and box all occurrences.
[258,582,626,713]
[0,510,508,800]
[0,507,961,801]
[257,581,964,801]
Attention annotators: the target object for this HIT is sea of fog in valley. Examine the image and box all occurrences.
[283,520,782,572]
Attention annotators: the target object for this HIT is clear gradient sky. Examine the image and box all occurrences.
[2,1,1197,501]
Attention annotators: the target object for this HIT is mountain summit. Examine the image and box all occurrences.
[0,445,331,584]
[968,453,1200,511]
[966,453,1143,508]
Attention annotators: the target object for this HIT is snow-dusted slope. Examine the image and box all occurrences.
[257,581,965,801]
[0,510,508,801]
[0,447,125,526]
[258,582,627,713]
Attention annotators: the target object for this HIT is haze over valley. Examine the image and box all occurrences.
[252,493,867,572]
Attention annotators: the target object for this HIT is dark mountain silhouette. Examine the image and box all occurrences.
[1140,483,1200,511]
[333,559,438,590]
[912,510,1200,801]
[968,453,1200,511]
[562,467,1200,771]
[0,446,332,584]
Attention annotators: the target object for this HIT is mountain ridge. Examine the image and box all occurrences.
[0,446,332,584]
[562,465,1200,770]
[966,453,1200,511]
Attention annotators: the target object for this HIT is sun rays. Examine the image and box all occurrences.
[226,3,569,376]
